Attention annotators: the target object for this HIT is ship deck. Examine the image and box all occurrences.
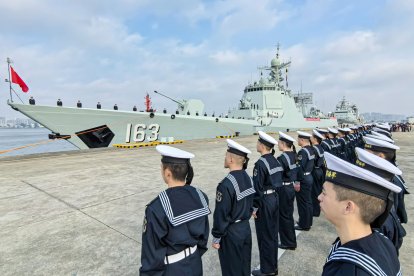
[1,132,413,275]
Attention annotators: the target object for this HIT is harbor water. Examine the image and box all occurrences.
[0,128,77,156]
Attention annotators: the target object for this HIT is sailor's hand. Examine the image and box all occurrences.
[212,243,220,250]
[294,182,301,192]
[252,211,257,219]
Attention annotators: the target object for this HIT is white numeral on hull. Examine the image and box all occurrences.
[125,124,160,143]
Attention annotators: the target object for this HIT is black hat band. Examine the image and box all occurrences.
[161,156,190,164]
[227,147,248,157]
[325,169,389,200]
[258,137,275,148]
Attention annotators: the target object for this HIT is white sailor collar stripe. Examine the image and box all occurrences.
[326,241,397,276]
[226,173,255,201]
[313,146,324,157]
[159,188,210,226]
[302,148,315,160]
[282,153,297,170]
[322,140,332,150]
[259,157,283,175]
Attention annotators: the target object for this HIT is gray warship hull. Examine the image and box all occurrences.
[8,102,337,150]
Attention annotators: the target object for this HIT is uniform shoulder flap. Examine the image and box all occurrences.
[226,172,255,201]
[158,187,211,227]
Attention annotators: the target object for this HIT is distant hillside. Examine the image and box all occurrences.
[361,112,407,122]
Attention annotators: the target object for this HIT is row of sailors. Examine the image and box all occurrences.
[139,125,407,276]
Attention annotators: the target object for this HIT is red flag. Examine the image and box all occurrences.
[10,66,29,93]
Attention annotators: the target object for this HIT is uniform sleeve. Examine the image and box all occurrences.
[296,150,308,182]
[252,162,266,209]
[212,183,232,243]
[198,193,210,256]
[140,206,168,276]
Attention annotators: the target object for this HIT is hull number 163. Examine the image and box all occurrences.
[125,123,160,142]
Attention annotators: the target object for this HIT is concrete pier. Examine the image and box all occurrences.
[1,132,412,275]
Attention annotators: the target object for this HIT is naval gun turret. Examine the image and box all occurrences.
[153,90,205,115]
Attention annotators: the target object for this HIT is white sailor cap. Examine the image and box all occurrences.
[350,126,358,130]
[367,132,394,144]
[338,127,351,133]
[312,129,324,140]
[355,148,402,180]
[363,136,400,153]
[324,152,402,198]
[258,131,278,147]
[376,123,391,131]
[372,127,392,138]
[317,128,328,134]
[278,131,296,143]
[328,127,338,134]
[297,131,311,139]
[227,139,251,157]
[156,145,195,163]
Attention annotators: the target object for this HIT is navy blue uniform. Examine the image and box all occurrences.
[253,154,283,274]
[140,186,210,276]
[323,231,401,276]
[337,137,348,161]
[276,151,298,248]
[392,175,409,224]
[331,137,340,157]
[321,139,332,154]
[311,144,325,217]
[296,146,315,229]
[212,170,255,276]
[377,206,406,256]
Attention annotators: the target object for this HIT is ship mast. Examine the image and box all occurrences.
[6,57,13,102]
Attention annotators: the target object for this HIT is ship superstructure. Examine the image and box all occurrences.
[7,45,337,150]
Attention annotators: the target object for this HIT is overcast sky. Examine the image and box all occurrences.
[1,0,414,119]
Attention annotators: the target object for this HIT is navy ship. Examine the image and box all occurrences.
[7,46,337,149]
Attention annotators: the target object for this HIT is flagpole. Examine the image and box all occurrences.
[6,57,13,102]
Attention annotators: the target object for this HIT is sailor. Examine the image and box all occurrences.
[77,100,82,108]
[320,152,401,276]
[294,131,315,231]
[327,127,339,156]
[140,145,210,276]
[354,148,406,255]
[29,96,35,105]
[336,128,350,161]
[97,102,101,109]
[363,136,409,224]
[276,131,298,250]
[212,139,255,276]
[310,130,325,217]
[317,129,332,154]
[114,104,118,110]
[57,99,62,106]
[133,105,137,112]
[251,131,283,276]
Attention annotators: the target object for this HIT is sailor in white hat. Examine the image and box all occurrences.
[317,129,333,154]
[212,139,255,276]
[354,148,406,255]
[294,131,315,231]
[320,152,401,276]
[251,131,283,276]
[327,127,340,156]
[140,145,211,275]
[336,128,352,162]
[310,130,326,217]
[276,131,299,250]
[363,136,408,224]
